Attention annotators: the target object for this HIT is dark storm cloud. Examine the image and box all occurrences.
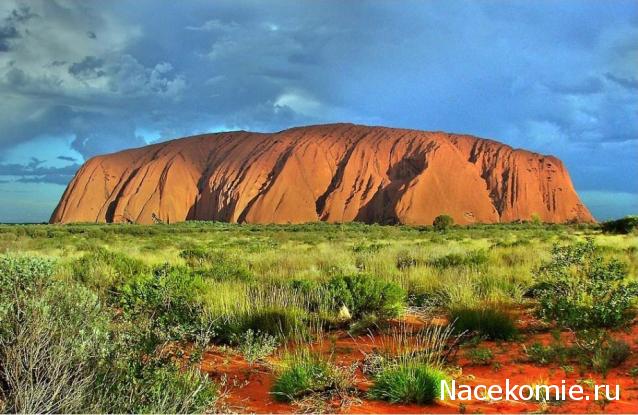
[0,0,636,221]
[0,25,19,52]
[68,56,105,78]
[0,6,37,51]
[0,161,81,185]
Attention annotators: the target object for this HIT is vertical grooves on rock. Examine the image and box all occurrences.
[51,124,595,225]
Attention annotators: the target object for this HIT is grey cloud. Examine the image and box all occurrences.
[0,161,81,185]
[0,0,636,213]
[0,162,80,176]
[16,174,74,185]
[57,155,77,162]
[8,6,37,23]
[70,119,147,159]
[68,55,105,78]
[0,6,37,51]
[605,73,638,90]
[0,25,18,51]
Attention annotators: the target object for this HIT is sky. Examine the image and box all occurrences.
[0,0,636,223]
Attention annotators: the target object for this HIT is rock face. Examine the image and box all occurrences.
[50,123,594,225]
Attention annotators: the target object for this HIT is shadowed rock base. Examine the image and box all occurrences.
[50,123,594,225]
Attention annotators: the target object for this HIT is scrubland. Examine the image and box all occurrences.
[0,221,636,413]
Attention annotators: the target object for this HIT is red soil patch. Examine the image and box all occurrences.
[196,315,638,414]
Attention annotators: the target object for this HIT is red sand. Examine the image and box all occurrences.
[194,315,638,414]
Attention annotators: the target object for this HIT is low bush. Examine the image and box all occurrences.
[525,342,568,366]
[368,363,446,404]
[271,351,353,402]
[525,330,630,376]
[574,330,631,376]
[532,239,638,329]
[601,216,638,234]
[450,305,517,340]
[72,247,148,295]
[433,215,454,231]
[466,347,494,365]
[232,329,279,364]
[0,255,109,413]
[428,250,489,269]
[396,251,422,270]
[0,255,218,413]
[97,353,217,413]
[326,274,405,319]
[180,248,254,282]
[118,264,214,340]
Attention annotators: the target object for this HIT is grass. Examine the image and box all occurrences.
[368,364,446,404]
[450,305,518,340]
[0,221,636,411]
[365,322,454,404]
[271,350,354,403]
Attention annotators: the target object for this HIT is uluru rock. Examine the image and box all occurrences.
[50,123,594,225]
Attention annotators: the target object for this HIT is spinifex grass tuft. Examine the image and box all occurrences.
[450,304,517,340]
[271,350,354,403]
[366,322,454,404]
[368,363,446,404]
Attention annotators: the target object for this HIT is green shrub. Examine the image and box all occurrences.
[232,329,279,364]
[525,330,630,376]
[0,255,109,413]
[525,342,568,365]
[0,255,218,413]
[119,264,213,340]
[592,339,630,375]
[271,352,353,402]
[450,306,517,340]
[467,347,494,365]
[368,363,445,404]
[433,215,454,231]
[352,243,385,254]
[180,249,253,282]
[428,250,488,269]
[601,216,638,234]
[72,247,148,295]
[574,330,631,376]
[396,251,421,270]
[532,239,638,329]
[326,274,405,319]
[97,356,217,413]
